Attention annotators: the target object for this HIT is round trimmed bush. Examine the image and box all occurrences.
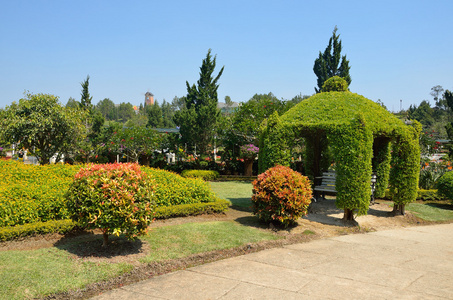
[251,165,312,227]
[66,163,155,246]
[436,171,453,201]
[321,76,348,92]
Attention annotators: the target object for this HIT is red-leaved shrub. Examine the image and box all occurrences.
[66,163,155,246]
[252,165,312,227]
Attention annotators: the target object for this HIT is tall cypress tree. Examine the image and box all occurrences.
[174,49,224,156]
[313,26,351,93]
[80,75,93,110]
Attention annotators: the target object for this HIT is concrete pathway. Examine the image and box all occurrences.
[92,223,453,299]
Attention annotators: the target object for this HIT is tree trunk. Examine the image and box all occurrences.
[343,208,354,221]
[392,204,406,216]
[244,159,254,176]
[102,232,109,247]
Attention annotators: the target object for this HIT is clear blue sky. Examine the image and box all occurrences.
[1,0,452,112]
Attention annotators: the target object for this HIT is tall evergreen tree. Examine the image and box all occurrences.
[174,49,224,156]
[313,26,351,93]
[80,75,93,110]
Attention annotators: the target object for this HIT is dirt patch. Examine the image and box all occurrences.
[1,198,438,300]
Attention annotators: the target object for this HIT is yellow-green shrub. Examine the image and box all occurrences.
[0,160,80,226]
[0,219,76,241]
[181,169,220,181]
[142,167,218,206]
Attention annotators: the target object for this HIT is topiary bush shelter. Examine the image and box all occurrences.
[259,88,420,221]
[252,165,312,227]
[66,163,155,246]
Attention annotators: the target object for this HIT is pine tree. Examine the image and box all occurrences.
[313,26,351,93]
[174,49,224,156]
[80,75,93,110]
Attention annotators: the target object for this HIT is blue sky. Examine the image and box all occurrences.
[1,0,452,112]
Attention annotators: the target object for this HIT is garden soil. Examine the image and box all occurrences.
[0,198,438,299]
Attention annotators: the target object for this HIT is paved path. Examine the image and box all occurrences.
[92,223,453,299]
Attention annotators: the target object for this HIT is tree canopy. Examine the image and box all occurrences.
[0,93,87,164]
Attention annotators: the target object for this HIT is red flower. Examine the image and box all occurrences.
[130,137,134,140]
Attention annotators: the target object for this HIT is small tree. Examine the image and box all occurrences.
[66,163,156,247]
[0,93,87,164]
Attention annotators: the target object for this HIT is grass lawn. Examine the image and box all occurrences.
[0,248,131,300]
[406,202,453,222]
[209,181,253,208]
[0,220,278,299]
[140,221,280,263]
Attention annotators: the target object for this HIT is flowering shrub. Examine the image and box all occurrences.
[252,165,312,227]
[66,163,155,245]
[240,144,259,159]
[436,171,453,201]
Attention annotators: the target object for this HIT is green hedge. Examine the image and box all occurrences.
[143,167,218,206]
[181,169,220,181]
[154,198,230,219]
[0,199,230,241]
[0,160,80,226]
[0,161,224,227]
[0,219,77,241]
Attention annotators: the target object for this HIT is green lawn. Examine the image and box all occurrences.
[2,180,453,299]
[140,221,280,263]
[406,202,453,222]
[209,181,253,208]
[0,248,131,300]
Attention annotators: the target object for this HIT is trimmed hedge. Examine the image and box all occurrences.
[181,169,220,181]
[0,219,77,241]
[0,161,224,227]
[154,198,230,219]
[144,167,218,206]
[0,160,80,226]
[0,199,230,241]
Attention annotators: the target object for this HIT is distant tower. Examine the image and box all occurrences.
[145,92,154,106]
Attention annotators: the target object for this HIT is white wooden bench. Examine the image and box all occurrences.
[313,171,377,203]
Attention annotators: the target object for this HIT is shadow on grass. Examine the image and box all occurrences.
[228,197,253,212]
[426,202,453,211]
[54,232,145,258]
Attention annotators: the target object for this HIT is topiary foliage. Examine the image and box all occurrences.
[389,122,421,215]
[436,171,453,202]
[260,91,421,220]
[66,163,155,247]
[321,76,349,92]
[329,114,373,219]
[251,165,312,227]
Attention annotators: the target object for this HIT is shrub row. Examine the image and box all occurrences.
[0,219,77,241]
[0,199,230,241]
[144,168,218,206]
[0,161,223,227]
[0,161,80,226]
[181,169,220,181]
[154,198,230,219]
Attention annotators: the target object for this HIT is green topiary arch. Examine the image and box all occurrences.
[258,91,421,220]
